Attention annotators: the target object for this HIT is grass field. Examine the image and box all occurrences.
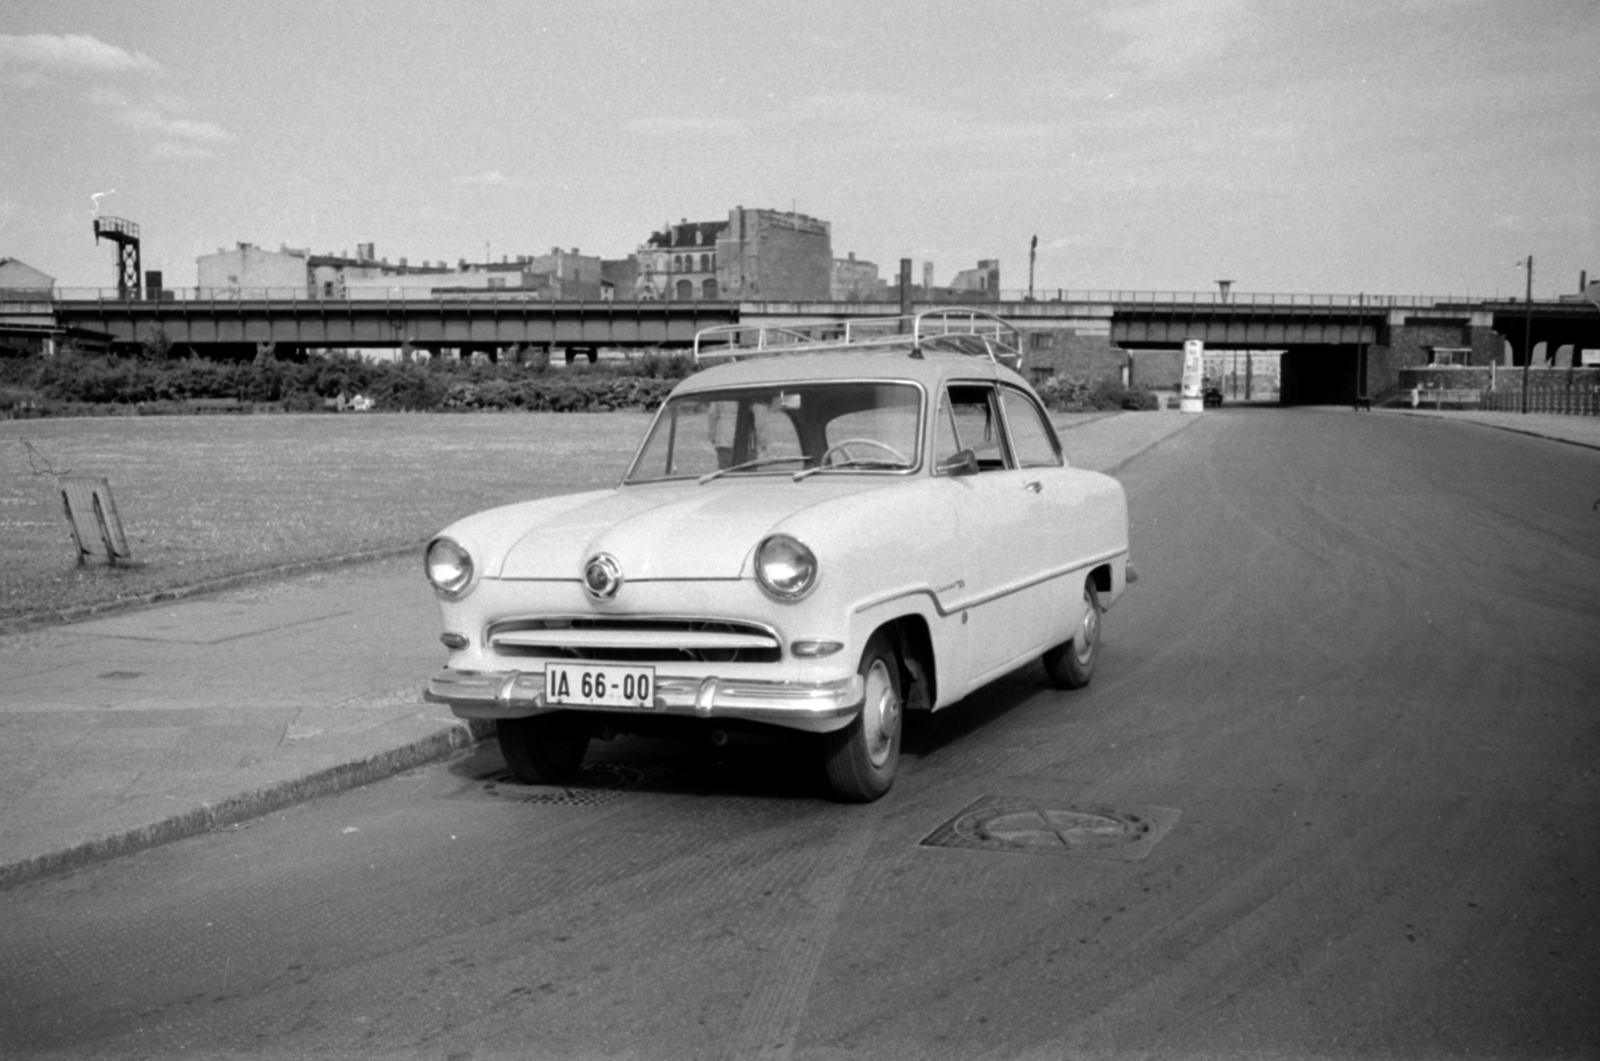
[0,412,654,626]
[2,408,1115,628]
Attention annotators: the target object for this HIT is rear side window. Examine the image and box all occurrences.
[1000,386,1062,468]
[935,384,1008,472]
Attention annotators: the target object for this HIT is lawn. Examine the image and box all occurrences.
[0,411,654,627]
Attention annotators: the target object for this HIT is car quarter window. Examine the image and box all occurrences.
[1000,386,1063,468]
[935,384,1009,473]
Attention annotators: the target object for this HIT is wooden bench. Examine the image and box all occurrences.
[59,476,132,566]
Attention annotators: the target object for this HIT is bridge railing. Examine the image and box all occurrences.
[44,287,725,306]
[33,287,1579,310]
[996,289,1516,308]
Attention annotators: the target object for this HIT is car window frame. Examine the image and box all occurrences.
[934,381,1013,475]
[997,383,1064,469]
[623,378,929,484]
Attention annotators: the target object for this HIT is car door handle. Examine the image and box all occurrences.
[1023,480,1042,493]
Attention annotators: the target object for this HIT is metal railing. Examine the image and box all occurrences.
[999,289,1524,309]
[16,287,1595,312]
[1480,388,1600,415]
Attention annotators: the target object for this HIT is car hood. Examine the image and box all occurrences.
[492,477,892,581]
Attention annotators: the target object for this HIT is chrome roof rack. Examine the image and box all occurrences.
[693,308,1022,366]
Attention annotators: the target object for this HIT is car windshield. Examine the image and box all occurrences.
[624,381,923,484]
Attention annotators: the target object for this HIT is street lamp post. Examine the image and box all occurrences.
[1520,256,1533,414]
[1028,235,1037,302]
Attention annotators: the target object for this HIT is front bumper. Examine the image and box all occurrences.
[425,667,864,734]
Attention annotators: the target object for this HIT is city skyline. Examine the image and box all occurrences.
[2,0,1596,298]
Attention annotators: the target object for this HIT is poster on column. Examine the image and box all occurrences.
[1181,339,1205,412]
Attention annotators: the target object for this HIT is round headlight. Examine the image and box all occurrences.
[756,534,817,601]
[425,536,474,598]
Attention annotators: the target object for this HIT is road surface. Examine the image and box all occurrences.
[3,408,1596,1059]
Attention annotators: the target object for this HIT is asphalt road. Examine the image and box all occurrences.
[3,408,1597,1059]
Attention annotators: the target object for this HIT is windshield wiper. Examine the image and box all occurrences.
[793,458,910,481]
[697,455,808,485]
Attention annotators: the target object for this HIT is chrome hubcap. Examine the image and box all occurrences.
[1075,588,1100,665]
[862,658,900,767]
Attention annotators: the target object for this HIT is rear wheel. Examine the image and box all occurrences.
[823,632,902,802]
[496,713,590,784]
[1043,577,1102,690]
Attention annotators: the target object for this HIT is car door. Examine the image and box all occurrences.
[932,381,1040,687]
[995,383,1081,663]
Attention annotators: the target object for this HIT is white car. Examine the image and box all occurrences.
[423,310,1133,801]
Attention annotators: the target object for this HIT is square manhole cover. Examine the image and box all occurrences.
[920,795,1180,862]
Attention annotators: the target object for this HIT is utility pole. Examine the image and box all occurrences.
[1521,256,1533,414]
[1355,292,1366,409]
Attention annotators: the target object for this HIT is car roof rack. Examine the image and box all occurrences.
[692,308,1022,367]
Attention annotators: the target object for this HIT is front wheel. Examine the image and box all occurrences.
[496,713,590,784]
[822,632,902,802]
[1043,577,1102,690]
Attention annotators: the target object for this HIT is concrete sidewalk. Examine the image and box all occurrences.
[0,557,490,888]
[1386,407,1600,451]
[7,405,1590,890]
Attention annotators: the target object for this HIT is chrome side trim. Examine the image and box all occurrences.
[855,546,1129,618]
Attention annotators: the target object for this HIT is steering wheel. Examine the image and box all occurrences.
[821,437,910,467]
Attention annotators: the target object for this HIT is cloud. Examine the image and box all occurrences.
[89,89,233,159]
[1097,0,1252,75]
[790,92,1056,147]
[0,33,162,75]
[624,115,747,137]
[457,169,520,188]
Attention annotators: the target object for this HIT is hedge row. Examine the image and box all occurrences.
[0,348,1155,417]
[0,349,695,416]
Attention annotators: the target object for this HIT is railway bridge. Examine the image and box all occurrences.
[6,288,1597,404]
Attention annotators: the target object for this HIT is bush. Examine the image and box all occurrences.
[1038,375,1158,412]
[0,349,683,415]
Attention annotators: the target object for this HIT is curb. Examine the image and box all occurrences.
[0,541,427,637]
[1393,411,1600,453]
[1101,413,1200,477]
[0,717,494,891]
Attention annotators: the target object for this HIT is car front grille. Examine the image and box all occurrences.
[486,616,783,664]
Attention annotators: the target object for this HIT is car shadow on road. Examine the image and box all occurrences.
[446,727,834,802]
[901,660,1052,759]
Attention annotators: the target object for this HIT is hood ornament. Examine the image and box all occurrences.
[583,553,623,601]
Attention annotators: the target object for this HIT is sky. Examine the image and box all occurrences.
[2,0,1596,298]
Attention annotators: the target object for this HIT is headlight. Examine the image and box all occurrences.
[756,534,817,601]
[425,536,474,598]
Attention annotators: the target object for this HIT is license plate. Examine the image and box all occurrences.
[544,662,657,709]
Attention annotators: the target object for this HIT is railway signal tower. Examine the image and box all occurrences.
[93,216,142,297]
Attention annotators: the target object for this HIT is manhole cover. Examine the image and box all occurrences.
[920,795,1180,861]
[479,763,667,807]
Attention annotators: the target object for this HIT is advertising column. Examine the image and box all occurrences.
[1180,338,1205,413]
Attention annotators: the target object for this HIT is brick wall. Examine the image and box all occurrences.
[1366,320,1506,399]
[718,208,833,301]
[1016,326,1128,385]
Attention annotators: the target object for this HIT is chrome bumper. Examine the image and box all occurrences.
[425,668,864,734]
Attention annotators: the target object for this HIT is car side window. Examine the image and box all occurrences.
[935,384,1009,473]
[1000,386,1063,468]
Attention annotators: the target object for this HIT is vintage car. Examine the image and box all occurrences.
[423,310,1133,801]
